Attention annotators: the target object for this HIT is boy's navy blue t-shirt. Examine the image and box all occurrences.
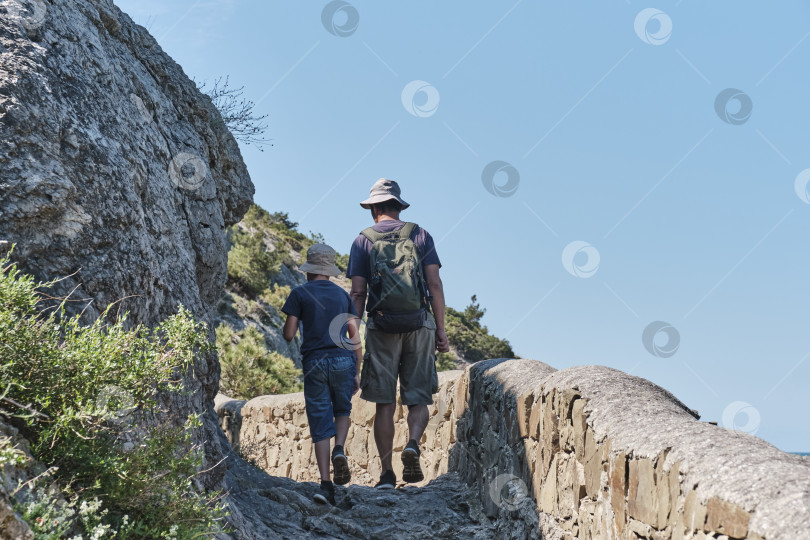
[281,280,357,366]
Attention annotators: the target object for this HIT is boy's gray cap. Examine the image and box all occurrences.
[360,178,410,210]
[299,243,342,277]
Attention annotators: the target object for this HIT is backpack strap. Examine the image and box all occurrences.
[398,222,417,241]
[360,226,383,243]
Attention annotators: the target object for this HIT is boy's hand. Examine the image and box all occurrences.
[352,375,360,395]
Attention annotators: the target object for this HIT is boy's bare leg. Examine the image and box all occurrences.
[314,439,331,481]
[335,416,350,447]
[406,405,429,443]
[374,403,396,471]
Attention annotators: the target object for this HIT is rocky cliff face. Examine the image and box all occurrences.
[0,0,253,488]
[0,0,252,325]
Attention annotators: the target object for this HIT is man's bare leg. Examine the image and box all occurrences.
[374,403,396,472]
[402,404,429,483]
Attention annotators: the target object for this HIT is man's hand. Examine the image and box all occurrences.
[435,328,450,353]
[352,375,361,395]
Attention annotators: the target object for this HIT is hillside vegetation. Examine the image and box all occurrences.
[215,204,516,400]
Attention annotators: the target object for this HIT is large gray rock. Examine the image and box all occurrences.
[0,0,253,489]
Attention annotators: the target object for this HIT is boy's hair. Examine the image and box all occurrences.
[371,199,403,214]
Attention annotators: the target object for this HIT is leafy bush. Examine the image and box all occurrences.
[226,226,280,294]
[0,251,226,538]
[16,488,78,539]
[335,253,349,273]
[16,490,131,540]
[0,434,25,467]
[445,295,515,363]
[436,352,457,372]
[216,324,303,399]
[242,206,309,252]
[259,283,291,314]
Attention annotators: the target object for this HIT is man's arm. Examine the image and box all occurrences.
[350,276,368,321]
[424,264,450,353]
[282,314,299,342]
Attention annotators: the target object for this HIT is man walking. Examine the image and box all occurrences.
[347,178,450,489]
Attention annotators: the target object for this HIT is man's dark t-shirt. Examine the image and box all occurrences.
[281,280,357,367]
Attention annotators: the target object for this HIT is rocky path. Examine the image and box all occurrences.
[225,458,495,539]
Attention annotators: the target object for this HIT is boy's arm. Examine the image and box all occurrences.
[282,314,299,342]
[280,288,300,342]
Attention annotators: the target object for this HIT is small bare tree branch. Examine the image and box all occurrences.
[198,76,271,151]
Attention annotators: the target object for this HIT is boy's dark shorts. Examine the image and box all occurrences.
[360,313,439,406]
[303,355,356,443]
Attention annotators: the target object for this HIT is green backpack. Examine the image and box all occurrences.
[362,222,431,333]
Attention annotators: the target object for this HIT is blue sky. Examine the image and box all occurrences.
[115,0,810,451]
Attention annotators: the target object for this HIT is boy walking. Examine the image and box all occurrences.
[282,243,362,505]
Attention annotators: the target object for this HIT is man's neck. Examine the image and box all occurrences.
[373,213,401,223]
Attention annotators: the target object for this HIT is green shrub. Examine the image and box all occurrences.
[228,205,352,291]
[335,253,349,273]
[226,226,280,294]
[0,434,25,467]
[216,324,303,399]
[259,283,291,314]
[0,250,227,538]
[241,206,311,254]
[16,488,78,539]
[436,352,457,372]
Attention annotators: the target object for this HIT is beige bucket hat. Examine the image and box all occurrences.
[360,178,410,210]
[299,244,342,277]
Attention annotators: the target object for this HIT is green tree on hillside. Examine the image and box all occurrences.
[443,295,515,364]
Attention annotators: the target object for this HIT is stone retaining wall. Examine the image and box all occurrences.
[216,359,810,539]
